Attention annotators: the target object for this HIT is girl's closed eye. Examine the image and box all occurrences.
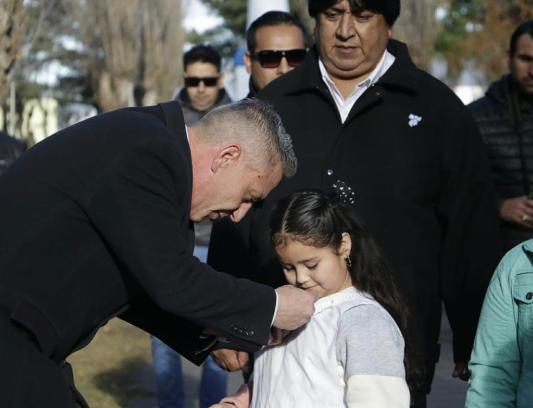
[282,264,295,272]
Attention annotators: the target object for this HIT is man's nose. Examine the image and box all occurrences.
[277,56,291,76]
[337,13,356,40]
[230,202,253,222]
[197,81,206,92]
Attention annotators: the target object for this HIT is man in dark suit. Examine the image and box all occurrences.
[0,99,315,407]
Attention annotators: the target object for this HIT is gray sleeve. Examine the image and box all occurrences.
[336,305,406,379]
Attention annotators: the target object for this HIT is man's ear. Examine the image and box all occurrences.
[244,51,253,75]
[211,144,242,172]
[217,72,225,89]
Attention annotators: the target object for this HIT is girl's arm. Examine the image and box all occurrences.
[210,383,252,408]
[337,305,410,408]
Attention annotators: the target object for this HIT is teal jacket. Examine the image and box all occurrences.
[466,240,533,407]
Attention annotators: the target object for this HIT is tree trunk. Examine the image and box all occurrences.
[0,0,25,105]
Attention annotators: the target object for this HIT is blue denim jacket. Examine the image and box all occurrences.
[466,240,533,407]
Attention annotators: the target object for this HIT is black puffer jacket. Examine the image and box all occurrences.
[0,131,26,176]
[468,75,533,209]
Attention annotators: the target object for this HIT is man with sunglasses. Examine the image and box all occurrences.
[208,1,503,407]
[243,11,308,97]
[174,45,232,124]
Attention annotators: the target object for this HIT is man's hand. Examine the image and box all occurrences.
[452,360,471,381]
[500,196,533,227]
[273,285,317,330]
[211,349,250,373]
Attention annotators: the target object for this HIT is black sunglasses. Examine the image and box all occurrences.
[184,76,219,87]
[251,49,307,68]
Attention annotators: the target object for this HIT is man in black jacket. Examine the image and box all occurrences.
[244,11,308,98]
[469,20,533,251]
[209,1,502,406]
[0,99,316,407]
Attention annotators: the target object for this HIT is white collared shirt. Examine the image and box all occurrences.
[319,50,395,123]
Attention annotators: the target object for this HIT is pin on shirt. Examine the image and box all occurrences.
[408,114,422,127]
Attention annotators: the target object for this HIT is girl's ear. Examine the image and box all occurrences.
[340,232,352,258]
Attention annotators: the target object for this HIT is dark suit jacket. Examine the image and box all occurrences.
[0,102,275,406]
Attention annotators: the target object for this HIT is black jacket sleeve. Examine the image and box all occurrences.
[437,108,503,361]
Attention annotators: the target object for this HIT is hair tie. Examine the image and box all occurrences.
[332,180,355,205]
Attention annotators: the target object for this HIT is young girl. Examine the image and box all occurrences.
[213,188,417,408]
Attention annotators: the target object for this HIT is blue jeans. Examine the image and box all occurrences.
[151,337,228,408]
[151,245,228,408]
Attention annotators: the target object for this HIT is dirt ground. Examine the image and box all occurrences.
[68,319,155,408]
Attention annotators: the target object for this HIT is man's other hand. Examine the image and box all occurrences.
[273,285,317,330]
[211,349,250,373]
[500,196,533,227]
[452,360,471,381]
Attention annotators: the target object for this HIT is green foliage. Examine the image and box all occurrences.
[436,0,484,54]
[436,0,533,83]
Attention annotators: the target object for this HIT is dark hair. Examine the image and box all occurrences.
[269,189,422,391]
[308,0,400,27]
[510,20,533,56]
[246,11,308,53]
[183,45,222,72]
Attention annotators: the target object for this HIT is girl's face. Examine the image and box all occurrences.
[276,232,353,299]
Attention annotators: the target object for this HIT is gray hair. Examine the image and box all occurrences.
[192,99,297,178]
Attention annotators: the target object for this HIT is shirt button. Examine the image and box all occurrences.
[327,169,334,176]
[526,292,532,300]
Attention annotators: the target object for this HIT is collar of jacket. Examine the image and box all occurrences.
[486,74,511,107]
[280,39,419,97]
[158,100,191,165]
[522,240,533,259]
[247,77,260,99]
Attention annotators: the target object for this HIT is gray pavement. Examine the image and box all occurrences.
[130,313,468,408]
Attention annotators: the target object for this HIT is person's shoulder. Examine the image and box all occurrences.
[412,68,466,107]
[497,241,533,280]
[467,95,492,113]
[259,73,297,102]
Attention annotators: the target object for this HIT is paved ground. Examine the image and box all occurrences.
[129,313,468,408]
